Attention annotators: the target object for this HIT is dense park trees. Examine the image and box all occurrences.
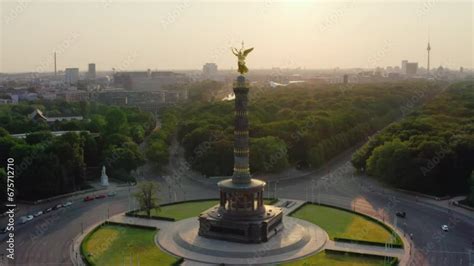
[352,81,474,196]
[145,109,178,169]
[0,101,155,200]
[163,80,441,177]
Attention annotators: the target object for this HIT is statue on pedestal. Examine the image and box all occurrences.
[231,41,254,74]
[100,165,109,187]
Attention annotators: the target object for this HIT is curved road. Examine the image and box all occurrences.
[1,154,473,266]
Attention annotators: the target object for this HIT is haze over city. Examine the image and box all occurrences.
[0,1,473,266]
[1,0,473,73]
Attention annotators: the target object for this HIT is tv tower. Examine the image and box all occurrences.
[427,41,431,74]
[54,52,57,76]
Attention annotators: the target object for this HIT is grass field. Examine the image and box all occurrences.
[136,199,275,220]
[281,251,396,266]
[136,200,219,220]
[81,224,179,266]
[291,204,402,245]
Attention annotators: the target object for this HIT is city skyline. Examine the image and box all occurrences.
[1,1,472,73]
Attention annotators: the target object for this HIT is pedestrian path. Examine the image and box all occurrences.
[325,240,404,259]
[107,214,174,229]
[274,198,306,215]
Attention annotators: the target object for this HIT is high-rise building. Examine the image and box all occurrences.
[343,74,349,84]
[203,63,218,77]
[406,62,418,75]
[88,63,96,80]
[401,60,408,74]
[65,68,79,84]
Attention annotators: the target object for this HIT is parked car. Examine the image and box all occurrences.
[396,211,406,218]
[441,225,449,232]
[19,215,33,224]
[95,194,107,199]
[84,196,95,202]
[63,201,72,207]
[107,191,117,197]
[33,211,43,217]
[44,207,53,213]
[53,204,63,210]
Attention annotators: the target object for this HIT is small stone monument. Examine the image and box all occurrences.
[100,165,109,187]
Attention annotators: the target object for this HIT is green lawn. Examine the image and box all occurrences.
[137,200,219,220]
[281,251,396,266]
[81,224,179,266]
[136,199,275,221]
[291,204,402,245]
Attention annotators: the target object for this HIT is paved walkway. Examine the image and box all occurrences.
[325,240,404,259]
[107,214,174,229]
[274,198,306,215]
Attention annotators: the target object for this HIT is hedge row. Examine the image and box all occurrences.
[125,211,176,222]
[334,237,403,249]
[325,249,399,266]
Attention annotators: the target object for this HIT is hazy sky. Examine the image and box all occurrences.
[1,0,472,73]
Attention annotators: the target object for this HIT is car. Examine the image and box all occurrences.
[19,215,33,224]
[44,207,53,213]
[396,211,406,218]
[84,196,95,202]
[33,211,43,217]
[53,204,63,210]
[107,191,117,197]
[63,201,72,207]
[95,194,106,199]
[441,225,449,232]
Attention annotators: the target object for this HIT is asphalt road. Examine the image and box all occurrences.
[0,154,473,266]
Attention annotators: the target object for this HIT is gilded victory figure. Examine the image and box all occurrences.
[231,42,254,74]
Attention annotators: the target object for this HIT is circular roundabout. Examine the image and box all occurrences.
[157,216,328,265]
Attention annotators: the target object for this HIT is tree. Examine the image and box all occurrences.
[105,108,127,134]
[0,127,9,137]
[134,180,160,217]
[250,136,289,173]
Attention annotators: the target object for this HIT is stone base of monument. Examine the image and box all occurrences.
[157,216,328,265]
[198,204,283,243]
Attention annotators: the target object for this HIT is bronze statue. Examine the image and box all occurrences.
[232,41,254,74]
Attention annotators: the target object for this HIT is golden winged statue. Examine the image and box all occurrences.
[231,41,254,74]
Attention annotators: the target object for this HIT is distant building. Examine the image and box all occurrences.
[343,74,348,84]
[65,68,79,84]
[113,71,189,90]
[388,72,401,79]
[406,62,418,75]
[0,98,12,105]
[29,108,83,123]
[28,109,48,122]
[57,90,90,102]
[88,63,96,80]
[203,63,218,77]
[401,60,408,74]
